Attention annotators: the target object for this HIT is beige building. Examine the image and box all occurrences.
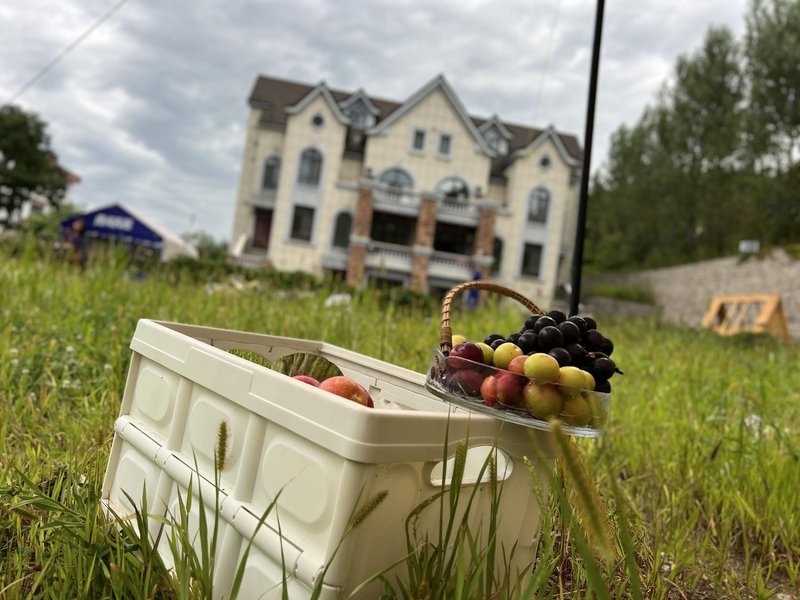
[229,74,583,304]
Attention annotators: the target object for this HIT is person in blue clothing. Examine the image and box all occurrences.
[465,268,482,309]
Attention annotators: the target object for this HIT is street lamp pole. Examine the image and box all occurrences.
[569,0,606,317]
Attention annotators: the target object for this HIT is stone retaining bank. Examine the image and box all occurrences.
[585,249,799,340]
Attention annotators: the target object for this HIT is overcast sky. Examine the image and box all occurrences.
[1,0,749,242]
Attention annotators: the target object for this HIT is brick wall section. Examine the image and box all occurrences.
[410,255,431,292]
[474,207,496,258]
[352,184,374,237]
[346,244,367,287]
[413,197,437,248]
[346,184,374,286]
[586,249,800,339]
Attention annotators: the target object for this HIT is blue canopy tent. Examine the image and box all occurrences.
[61,203,198,261]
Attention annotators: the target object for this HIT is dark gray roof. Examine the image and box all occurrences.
[248,75,582,174]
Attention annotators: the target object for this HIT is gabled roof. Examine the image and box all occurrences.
[504,125,582,168]
[247,74,582,173]
[366,74,495,156]
[339,88,381,115]
[478,114,513,140]
[284,81,349,124]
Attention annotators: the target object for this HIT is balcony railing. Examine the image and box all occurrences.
[428,250,474,281]
[372,185,419,213]
[436,196,479,221]
[364,241,413,272]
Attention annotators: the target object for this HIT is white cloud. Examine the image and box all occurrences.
[0,0,749,241]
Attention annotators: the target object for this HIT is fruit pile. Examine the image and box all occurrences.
[434,310,621,430]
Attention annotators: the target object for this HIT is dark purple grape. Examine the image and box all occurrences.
[537,326,564,351]
[583,329,605,350]
[524,315,540,330]
[598,336,614,356]
[484,333,505,345]
[533,316,557,333]
[507,332,521,345]
[592,357,617,381]
[548,347,571,367]
[490,338,506,350]
[582,316,598,331]
[565,343,587,364]
[567,316,587,332]
[557,321,581,344]
[594,379,611,394]
[547,309,567,324]
[517,332,538,354]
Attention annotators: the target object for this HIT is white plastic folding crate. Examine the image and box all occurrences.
[101,319,557,599]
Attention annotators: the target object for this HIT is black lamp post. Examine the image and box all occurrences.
[569,0,606,317]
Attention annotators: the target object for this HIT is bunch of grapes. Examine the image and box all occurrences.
[482,309,622,393]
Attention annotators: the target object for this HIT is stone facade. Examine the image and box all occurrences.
[586,249,800,339]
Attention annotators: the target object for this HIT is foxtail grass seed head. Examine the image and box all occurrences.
[215,421,229,472]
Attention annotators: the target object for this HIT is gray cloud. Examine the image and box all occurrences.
[1,0,748,241]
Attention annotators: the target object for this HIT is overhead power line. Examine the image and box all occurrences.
[5,0,129,105]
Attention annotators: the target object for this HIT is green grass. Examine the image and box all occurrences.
[1,241,799,598]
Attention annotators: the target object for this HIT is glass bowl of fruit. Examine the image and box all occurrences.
[424,281,620,437]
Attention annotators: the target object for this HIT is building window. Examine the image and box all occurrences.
[437,176,470,202]
[379,168,414,196]
[311,114,324,128]
[332,212,352,248]
[291,206,315,242]
[528,187,550,223]
[438,134,452,157]
[539,155,552,169]
[262,156,281,190]
[297,148,323,186]
[411,129,426,151]
[521,243,543,278]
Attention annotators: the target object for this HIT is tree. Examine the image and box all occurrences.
[0,105,68,225]
[746,0,800,172]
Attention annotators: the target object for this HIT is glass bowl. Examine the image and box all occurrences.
[425,349,611,438]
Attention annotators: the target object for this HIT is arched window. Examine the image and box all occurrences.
[437,176,470,202]
[262,156,280,190]
[297,148,323,186]
[528,187,550,223]
[379,167,413,191]
[332,212,352,248]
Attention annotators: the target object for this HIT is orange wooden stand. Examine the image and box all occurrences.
[701,294,790,341]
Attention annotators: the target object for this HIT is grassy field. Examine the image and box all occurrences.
[1,242,799,599]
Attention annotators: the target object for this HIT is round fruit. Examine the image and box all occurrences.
[517,332,538,354]
[582,316,598,331]
[484,333,505,345]
[448,342,484,368]
[476,342,495,365]
[523,381,563,419]
[547,309,567,324]
[560,396,592,427]
[533,316,557,333]
[492,342,523,370]
[592,357,617,381]
[451,334,468,347]
[582,329,605,350]
[537,326,564,351]
[567,316,587,332]
[506,354,527,375]
[548,347,571,367]
[595,379,611,394]
[557,321,581,344]
[524,315,540,330]
[565,343,587,364]
[558,366,586,397]
[523,353,560,383]
[507,332,521,345]
[583,370,596,391]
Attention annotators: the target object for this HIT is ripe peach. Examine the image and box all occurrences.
[447,342,485,370]
[494,370,525,407]
[448,369,485,397]
[319,376,374,408]
[293,375,320,386]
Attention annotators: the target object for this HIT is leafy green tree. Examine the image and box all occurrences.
[0,105,68,225]
[746,0,800,172]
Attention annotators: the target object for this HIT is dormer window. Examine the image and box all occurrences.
[341,94,378,129]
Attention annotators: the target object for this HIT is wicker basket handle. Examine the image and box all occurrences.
[439,281,546,354]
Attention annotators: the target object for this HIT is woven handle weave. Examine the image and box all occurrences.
[439,281,546,354]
